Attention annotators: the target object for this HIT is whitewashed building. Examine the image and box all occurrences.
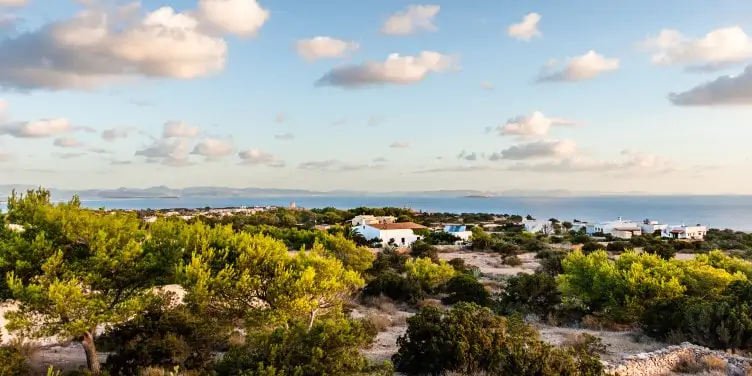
[662,225,707,240]
[351,215,397,227]
[522,219,554,234]
[443,225,473,241]
[353,222,426,247]
[587,218,643,239]
[640,220,668,236]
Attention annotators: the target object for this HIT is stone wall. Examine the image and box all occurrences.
[605,342,752,376]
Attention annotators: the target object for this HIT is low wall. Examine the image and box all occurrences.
[605,342,752,376]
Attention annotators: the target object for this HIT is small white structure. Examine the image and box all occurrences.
[443,225,473,241]
[353,222,426,247]
[588,218,642,239]
[522,219,554,235]
[570,221,590,233]
[351,215,396,227]
[662,224,707,240]
[6,223,24,233]
[640,219,668,236]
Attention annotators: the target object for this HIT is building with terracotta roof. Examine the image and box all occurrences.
[353,222,427,247]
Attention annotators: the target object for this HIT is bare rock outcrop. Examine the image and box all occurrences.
[605,342,752,376]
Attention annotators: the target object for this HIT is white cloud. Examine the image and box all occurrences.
[197,0,269,37]
[316,51,459,88]
[368,116,384,126]
[295,36,359,61]
[506,151,676,175]
[53,136,84,148]
[639,26,752,72]
[274,132,294,140]
[537,51,619,82]
[162,121,200,138]
[373,157,387,163]
[102,126,137,141]
[238,148,283,167]
[481,82,494,90]
[381,5,440,36]
[299,159,383,172]
[457,150,478,161]
[390,141,410,149]
[0,118,74,138]
[135,138,191,166]
[0,150,13,162]
[669,65,752,106]
[333,118,346,126]
[507,13,541,41]
[496,139,578,160]
[0,1,248,90]
[191,138,234,160]
[275,112,286,123]
[53,152,86,159]
[0,0,27,6]
[498,111,580,139]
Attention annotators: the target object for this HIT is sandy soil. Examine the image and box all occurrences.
[438,251,540,278]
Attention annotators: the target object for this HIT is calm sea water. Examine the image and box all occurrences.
[3,195,750,231]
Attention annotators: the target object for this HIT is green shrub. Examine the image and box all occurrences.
[216,318,389,376]
[581,242,601,254]
[606,241,630,253]
[441,274,490,306]
[644,241,676,260]
[362,271,425,304]
[392,303,604,376]
[410,241,439,262]
[495,273,561,317]
[537,251,566,276]
[0,345,30,376]
[100,298,227,375]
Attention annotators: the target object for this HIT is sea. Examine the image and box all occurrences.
[3,195,751,231]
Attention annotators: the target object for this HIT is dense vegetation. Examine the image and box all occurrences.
[2,188,752,375]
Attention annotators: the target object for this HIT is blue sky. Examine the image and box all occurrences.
[1,0,752,194]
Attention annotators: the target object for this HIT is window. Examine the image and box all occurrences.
[401,237,405,244]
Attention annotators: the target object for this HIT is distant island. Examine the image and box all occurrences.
[0,184,648,201]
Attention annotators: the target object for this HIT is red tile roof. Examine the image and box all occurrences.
[367,222,427,230]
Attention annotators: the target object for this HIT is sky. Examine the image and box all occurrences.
[1,0,752,194]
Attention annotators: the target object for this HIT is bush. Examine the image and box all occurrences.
[606,241,630,253]
[502,255,523,267]
[409,241,439,262]
[392,303,604,376]
[100,298,227,375]
[362,271,425,304]
[216,318,389,376]
[404,257,455,291]
[571,233,591,244]
[561,333,609,354]
[581,242,602,254]
[495,273,561,317]
[644,241,676,260]
[0,345,30,376]
[441,274,490,306]
[537,251,566,276]
[367,249,409,276]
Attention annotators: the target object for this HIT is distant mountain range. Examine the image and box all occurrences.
[0,185,654,201]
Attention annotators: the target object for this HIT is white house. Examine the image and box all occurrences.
[570,221,590,233]
[443,225,473,241]
[353,222,426,247]
[522,219,554,234]
[5,223,24,233]
[351,215,397,227]
[640,219,668,236]
[662,225,707,240]
[587,218,642,239]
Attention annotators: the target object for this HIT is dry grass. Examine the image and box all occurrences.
[502,256,523,267]
[672,353,704,374]
[228,330,245,347]
[362,295,397,315]
[8,337,39,358]
[700,354,727,372]
[561,333,609,354]
[366,314,392,332]
[416,298,444,310]
[672,352,727,374]
[580,315,633,332]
